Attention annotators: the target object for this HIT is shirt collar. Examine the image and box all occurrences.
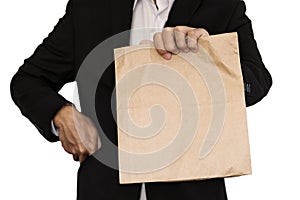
[133,0,174,11]
[133,0,138,10]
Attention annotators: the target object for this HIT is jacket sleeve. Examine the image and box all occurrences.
[227,0,272,106]
[10,0,76,142]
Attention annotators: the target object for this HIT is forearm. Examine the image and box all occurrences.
[10,0,76,142]
[10,70,70,142]
[227,1,272,106]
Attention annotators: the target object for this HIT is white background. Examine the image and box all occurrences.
[1,0,299,199]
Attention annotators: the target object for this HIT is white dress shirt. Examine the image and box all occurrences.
[51,0,175,136]
[130,0,175,45]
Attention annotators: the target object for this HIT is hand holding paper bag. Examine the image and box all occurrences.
[114,32,251,184]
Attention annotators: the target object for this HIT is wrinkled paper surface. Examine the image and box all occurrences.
[114,32,251,184]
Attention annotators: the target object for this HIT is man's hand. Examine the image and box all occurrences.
[153,26,209,60]
[54,105,101,163]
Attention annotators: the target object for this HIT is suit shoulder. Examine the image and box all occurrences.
[202,0,241,10]
[72,0,110,7]
[201,0,243,18]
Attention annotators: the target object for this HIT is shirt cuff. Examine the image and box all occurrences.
[51,120,59,136]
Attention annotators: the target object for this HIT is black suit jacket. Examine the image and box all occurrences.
[11,0,272,142]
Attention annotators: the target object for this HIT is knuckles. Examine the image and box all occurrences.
[153,32,161,40]
[78,147,88,155]
[163,27,174,33]
[173,26,188,33]
[187,31,198,40]
[153,27,208,54]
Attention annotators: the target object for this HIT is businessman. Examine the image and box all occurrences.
[11,0,272,199]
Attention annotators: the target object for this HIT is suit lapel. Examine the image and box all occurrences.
[111,0,204,31]
[165,0,203,27]
[111,0,135,36]
[109,0,203,45]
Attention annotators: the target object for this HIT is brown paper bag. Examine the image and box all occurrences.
[114,32,251,184]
